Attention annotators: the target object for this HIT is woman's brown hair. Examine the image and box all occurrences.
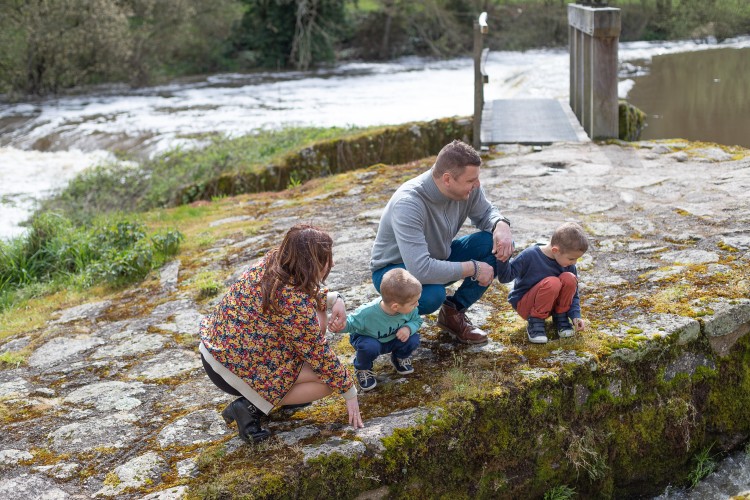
[260,224,333,313]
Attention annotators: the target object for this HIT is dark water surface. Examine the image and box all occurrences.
[627,47,750,148]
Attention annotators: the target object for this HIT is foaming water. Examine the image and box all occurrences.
[1,36,749,239]
[0,148,113,239]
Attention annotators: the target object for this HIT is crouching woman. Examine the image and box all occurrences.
[199,224,364,443]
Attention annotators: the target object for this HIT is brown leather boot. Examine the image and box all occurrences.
[437,301,489,345]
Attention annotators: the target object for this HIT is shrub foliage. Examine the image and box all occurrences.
[0,213,183,311]
[2,1,748,95]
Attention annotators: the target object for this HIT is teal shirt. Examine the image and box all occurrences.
[342,298,423,343]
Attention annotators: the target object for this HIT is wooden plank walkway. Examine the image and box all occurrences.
[481,98,586,146]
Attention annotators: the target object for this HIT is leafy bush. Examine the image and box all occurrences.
[0,214,183,311]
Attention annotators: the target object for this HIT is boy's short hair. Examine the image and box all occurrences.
[551,222,589,253]
[433,140,482,178]
[380,268,422,305]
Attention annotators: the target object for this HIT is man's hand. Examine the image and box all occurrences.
[396,327,410,342]
[477,261,494,286]
[491,221,514,262]
[573,317,587,331]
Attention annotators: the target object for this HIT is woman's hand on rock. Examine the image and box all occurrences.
[346,397,364,429]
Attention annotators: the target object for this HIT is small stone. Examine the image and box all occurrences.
[32,387,56,397]
[672,151,689,162]
[159,260,180,292]
[176,458,198,478]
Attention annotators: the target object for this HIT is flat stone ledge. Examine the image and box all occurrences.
[275,425,321,447]
[0,474,71,499]
[27,335,105,369]
[354,407,435,454]
[95,451,167,497]
[63,380,148,411]
[702,299,750,337]
[51,300,111,324]
[302,437,366,464]
[0,377,33,398]
[157,409,229,449]
[0,449,33,467]
[48,414,141,453]
[138,486,189,499]
[125,349,201,381]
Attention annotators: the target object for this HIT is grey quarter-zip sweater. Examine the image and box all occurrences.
[369,169,503,284]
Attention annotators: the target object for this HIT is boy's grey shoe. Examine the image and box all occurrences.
[526,317,548,344]
[553,312,575,338]
[355,369,377,391]
[390,354,414,375]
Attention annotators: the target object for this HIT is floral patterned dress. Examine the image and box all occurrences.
[199,258,355,412]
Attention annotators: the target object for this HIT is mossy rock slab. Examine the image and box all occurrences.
[1,139,749,499]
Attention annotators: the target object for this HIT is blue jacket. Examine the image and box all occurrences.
[497,244,581,318]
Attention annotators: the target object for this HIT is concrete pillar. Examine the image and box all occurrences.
[568,4,621,140]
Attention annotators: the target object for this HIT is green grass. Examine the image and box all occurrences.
[191,270,224,301]
[687,444,718,488]
[0,213,183,313]
[38,126,367,224]
[544,485,576,500]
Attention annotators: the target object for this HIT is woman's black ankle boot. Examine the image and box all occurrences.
[221,397,271,443]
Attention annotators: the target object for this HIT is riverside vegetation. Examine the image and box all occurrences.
[1,118,472,316]
[1,0,749,96]
[1,124,749,498]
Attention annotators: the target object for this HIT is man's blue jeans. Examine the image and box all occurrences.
[350,333,421,371]
[372,231,497,315]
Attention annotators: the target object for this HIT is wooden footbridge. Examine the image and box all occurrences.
[472,4,621,148]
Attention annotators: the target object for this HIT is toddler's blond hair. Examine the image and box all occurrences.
[380,268,422,305]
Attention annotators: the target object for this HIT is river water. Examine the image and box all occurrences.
[0,36,749,240]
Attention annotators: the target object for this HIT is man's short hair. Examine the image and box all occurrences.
[380,268,422,304]
[551,222,589,253]
[433,140,482,178]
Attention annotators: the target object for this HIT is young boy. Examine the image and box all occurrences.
[496,222,589,344]
[335,268,422,391]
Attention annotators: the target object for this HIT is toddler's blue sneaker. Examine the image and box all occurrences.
[391,354,414,375]
[356,369,377,391]
[553,312,575,338]
[526,317,548,344]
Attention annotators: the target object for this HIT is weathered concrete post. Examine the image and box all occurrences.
[473,12,489,149]
[568,3,621,139]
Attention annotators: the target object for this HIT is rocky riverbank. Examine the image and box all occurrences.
[1,139,749,499]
